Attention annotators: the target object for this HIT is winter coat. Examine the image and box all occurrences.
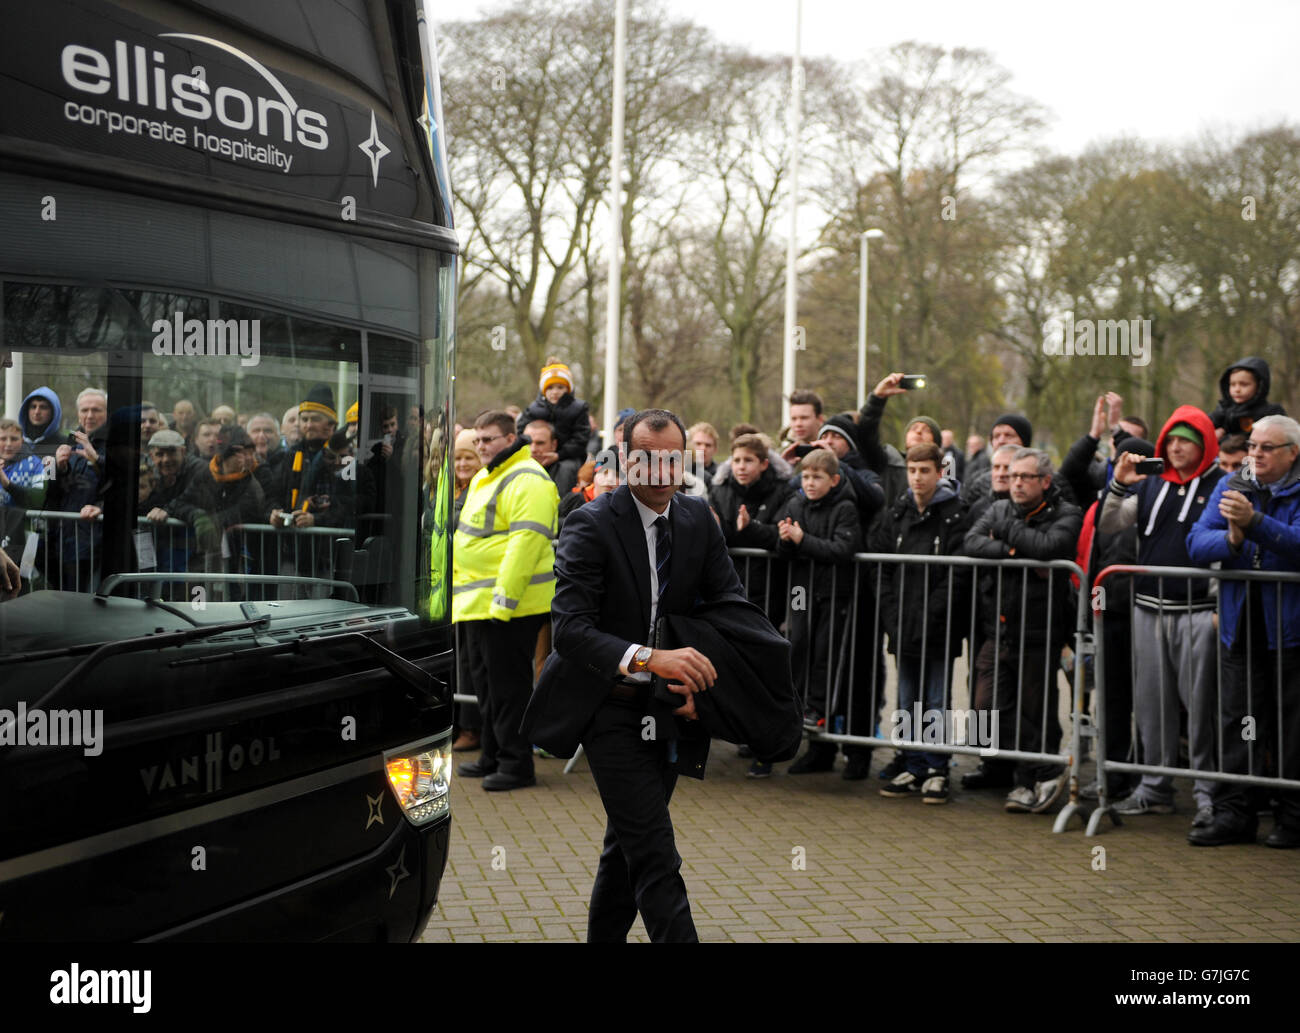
[789,443,885,532]
[963,480,1082,649]
[1,452,46,510]
[868,480,972,657]
[710,463,796,613]
[171,458,266,566]
[773,476,861,602]
[651,592,802,763]
[142,454,208,516]
[853,394,908,506]
[517,391,591,465]
[1097,405,1223,607]
[1209,356,1287,437]
[1186,458,1300,651]
[710,463,796,553]
[19,387,64,454]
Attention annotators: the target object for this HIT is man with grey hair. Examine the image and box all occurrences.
[964,446,1082,813]
[1188,413,1300,848]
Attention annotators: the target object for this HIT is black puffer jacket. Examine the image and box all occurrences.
[962,480,1082,649]
[1209,355,1286,436]
[773,476,860,602]
[710,463,796,612]
[517,391,591,464]
[869,480,972,657]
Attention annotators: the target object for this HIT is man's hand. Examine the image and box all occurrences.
[79,505,102,520]
[780,441,803,463]
[736,504,750,531]
[146,507,170,523]
[873,372,908,399]
[666,684,699,721]
[72,430,98,466]
[1112,451,1148,486]
[1089,395,1108,440]
[647,647,717,695]
[1105,391,1124,429]
[269,508,284,528]
[0,545,19,600]
[55,443,72,473]
[1220,489,1253,547]
[293,510,316,527]
[540,450,559,467]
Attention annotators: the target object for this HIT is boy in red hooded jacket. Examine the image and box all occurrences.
[1097,406,1224,825]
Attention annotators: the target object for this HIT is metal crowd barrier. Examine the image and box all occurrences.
[19,509,364,600]
[1088,563,1300,836]
[729,547,1093,833]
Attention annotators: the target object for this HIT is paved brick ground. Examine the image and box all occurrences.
[420,745,1300,943]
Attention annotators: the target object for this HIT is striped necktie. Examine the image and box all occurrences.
[654,514,671,604]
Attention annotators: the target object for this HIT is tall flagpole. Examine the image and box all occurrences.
[781,0,803,419]
[603,0,627,448]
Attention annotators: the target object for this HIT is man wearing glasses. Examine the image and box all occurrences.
[453,410,559,791]
[1188,414,1300,848]
[964,446,1082,815]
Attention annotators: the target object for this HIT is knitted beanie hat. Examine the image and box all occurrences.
[539,358,574,395]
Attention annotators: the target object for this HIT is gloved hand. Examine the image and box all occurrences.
[193,513,220,552]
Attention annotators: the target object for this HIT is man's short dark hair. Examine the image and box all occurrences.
[623,408,686,450]
[730,422,760,442]
[525,419,557,445]
[789,389,823,416]
[1219,432,1248,455]
[731,433,769,463]
[905,442,944,468]
[1121,415,1149,438]
[475,409,516,438]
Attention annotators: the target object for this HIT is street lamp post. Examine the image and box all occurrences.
[857,228,885,409]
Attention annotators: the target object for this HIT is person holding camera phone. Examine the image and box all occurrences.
[1098,406,1225,824]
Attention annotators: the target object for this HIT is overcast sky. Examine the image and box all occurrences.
[465,0,1299,156]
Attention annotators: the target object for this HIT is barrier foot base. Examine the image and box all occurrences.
[563,745,585,775]
[1085,804,1121,836]
[1053,800,1089,834]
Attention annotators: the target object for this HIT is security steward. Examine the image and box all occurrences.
[453,410,559,791]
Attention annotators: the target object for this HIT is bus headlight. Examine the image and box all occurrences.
[384,736,452,825]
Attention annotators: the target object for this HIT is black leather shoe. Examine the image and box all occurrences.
[482,771,536,792]
[1187,812,1257,846]
[788,744,836,774]
[1265,824,1300,849]
[457,759,497,778]
[960,764,1013,790]
[842,754,872,781]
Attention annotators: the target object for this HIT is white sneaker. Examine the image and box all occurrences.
[1004,786,1036,813]
[1030,775,1068,814]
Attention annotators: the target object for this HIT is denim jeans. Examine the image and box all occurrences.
[895,652,954,774]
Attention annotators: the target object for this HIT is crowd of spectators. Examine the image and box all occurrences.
[447,354,1299,848]
[0,370,420,600]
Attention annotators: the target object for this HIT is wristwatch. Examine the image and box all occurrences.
[629,646,653,674]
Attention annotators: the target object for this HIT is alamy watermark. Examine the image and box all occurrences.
[889,703,999,756]
[152,311,261,367]
[1042,314,1151,367]
[0,702,103,756]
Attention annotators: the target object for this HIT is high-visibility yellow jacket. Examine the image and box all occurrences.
[452,442,558,622]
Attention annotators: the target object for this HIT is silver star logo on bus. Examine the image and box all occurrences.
[359,109,391,187]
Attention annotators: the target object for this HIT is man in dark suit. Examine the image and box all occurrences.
[522,409,744,943]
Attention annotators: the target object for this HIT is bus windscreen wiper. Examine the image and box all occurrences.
[13,617,271,715]
[168,626,450,706]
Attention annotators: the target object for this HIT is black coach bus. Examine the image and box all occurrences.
[0,0,457,941]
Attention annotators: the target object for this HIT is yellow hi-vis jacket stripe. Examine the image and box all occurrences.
[452,446,559,622]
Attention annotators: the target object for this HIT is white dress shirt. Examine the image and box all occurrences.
[618,494,673,679]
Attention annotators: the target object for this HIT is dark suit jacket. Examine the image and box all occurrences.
[520,484,745,766]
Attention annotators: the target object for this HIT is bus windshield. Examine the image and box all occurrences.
[2,172,453,620]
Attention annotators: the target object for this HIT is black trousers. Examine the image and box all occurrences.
[461,614,546,778]
[582,698,697,943]
[974,638,1064,788]
[1213,641,1300,825]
